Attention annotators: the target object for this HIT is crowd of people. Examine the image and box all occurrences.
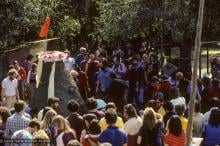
[1,42,220,146]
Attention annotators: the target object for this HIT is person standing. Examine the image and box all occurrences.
[71,66,90,101]
[204,109,220,146]
[63,50,75,72]
[96,59,113,96]
[26,63,37,102]
[11,120,40,146]
[107,73,127,113]
[86,54,99,96]
[13,60,27,100]
[75,47,87,67]
[99,109,127,146]
[165,116,186,146]
[37,97,60,121]
[137,108,163,146]
[66,100,84,141]
[5,100,30,138]
[22,55,34,74]
[1,69,20,108]
[112,57,127,79]
[124,104,142,146]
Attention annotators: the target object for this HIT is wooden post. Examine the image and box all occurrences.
[185,0,205,146]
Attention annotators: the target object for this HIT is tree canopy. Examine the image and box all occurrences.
[0,0,219,51]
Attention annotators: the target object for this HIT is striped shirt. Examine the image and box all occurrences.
[165,133,186,146]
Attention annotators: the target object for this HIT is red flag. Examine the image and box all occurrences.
[39,16,51,38]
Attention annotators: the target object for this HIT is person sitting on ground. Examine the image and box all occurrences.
[11,120,40,146]
[99,109,127,146]
[99,102,124,131]
[165,115,186,146]
[123,104,142,146]
[38,97,60,121]
[81,119,101,146]
[203,109,220,146]
[5,100,31,138]
[66,100,84,141]
[204,97,220,124]
[86,98,105,120]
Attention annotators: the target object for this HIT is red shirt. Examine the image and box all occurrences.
[165,133,186,146]
[82,136,99,146]
[18,67,26,81]
[77,71,88,89]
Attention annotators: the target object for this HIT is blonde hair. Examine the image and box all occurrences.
[41,110,57,130]
[52,115,71,132]
[70,70,79,77]
[8,69,18,76]
[33,130,50,146]
[143,108,158,129]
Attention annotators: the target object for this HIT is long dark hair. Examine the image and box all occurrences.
[124,104,138,118]
[168,115,183,136]
[209,109,220,127]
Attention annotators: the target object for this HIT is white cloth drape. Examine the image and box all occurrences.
[48,62,56,98]
[36,58,43,88]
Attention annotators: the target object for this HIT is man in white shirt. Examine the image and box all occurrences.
[63,50,75,72]
[1,69,20,108]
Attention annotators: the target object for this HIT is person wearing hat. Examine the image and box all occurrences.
[63,50,75,72]
[1,69,20,108]
[37,97,60,121]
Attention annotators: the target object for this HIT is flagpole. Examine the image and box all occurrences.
[185,0,205,146]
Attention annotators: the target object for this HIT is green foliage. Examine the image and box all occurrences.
[57,16,80,47]
[95,0,139,42]
[0,0,219,51]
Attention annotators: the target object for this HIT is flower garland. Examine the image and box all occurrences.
[38,51,67,62]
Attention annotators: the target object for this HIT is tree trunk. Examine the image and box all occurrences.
[185,0,205,146]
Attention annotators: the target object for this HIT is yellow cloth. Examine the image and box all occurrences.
[158,106,166,117]
[166,116,188,131]
[100,116,124,131]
